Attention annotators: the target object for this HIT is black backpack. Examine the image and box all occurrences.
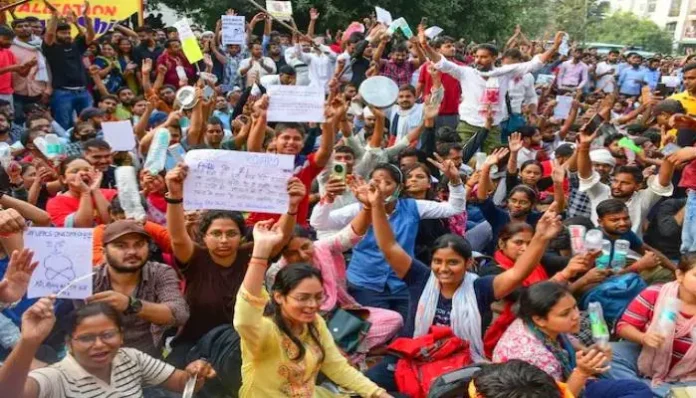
[185,325,242,398]
[427,365,483,398]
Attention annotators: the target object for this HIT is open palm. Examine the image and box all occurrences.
[0,249,39,303]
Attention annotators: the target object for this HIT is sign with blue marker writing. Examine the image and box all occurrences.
[183,149,294,213]
[25,227,93,299]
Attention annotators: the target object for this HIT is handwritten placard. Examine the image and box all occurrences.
[553,95,573,120]
[25,228,93,299]
[221,15,245,46]
[183,149,294,213]
[267,85,326,123]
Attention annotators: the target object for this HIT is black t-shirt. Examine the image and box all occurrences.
[133,43,164,66]
[42,36,88,89]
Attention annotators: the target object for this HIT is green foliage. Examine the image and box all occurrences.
[586,11,673,53]
[550,0,610,41]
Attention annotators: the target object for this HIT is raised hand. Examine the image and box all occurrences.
[165,163,189,198]
[485,147,510,168]
[20,296,56,345]
[508,132,523,153]
[367,181,385,207]
[350,176,371,207]
[89,170,103,191]
[0,249,39,304]
[427,153,461,183]
[309,7,320,20]
[551,158,567,184]
[535,202,563,241]
[287,177,306,209]
[252,219,285,251]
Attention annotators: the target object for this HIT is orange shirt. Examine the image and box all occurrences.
[92,221,172,266]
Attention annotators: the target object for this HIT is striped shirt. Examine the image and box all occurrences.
[617,285,693,368]
[28,347,176,398]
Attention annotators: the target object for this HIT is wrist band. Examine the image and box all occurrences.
[287,210,298,216]
[164,195,183,204]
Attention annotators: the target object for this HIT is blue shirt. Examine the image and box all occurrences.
[618,66,649,96]
[401,257,496,338]
[477,198,543,254]
[644,69,661,91]
[348,199,420,293]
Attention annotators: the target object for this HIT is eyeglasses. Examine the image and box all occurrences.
[288,294,324,306]
[72,329,121,346]
[206,230,240,240]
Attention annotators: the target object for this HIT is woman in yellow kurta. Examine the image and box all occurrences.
[234,220,392,398]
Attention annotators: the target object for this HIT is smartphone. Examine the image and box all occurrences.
[175,66,187,81]
[655,83,668,97]
[420,17,428,26]
[331,161,347,182]
[584,114,604,135]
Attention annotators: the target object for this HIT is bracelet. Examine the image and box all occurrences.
[287,210,298,216]
[164,195,183,204]
[250,256,269,263]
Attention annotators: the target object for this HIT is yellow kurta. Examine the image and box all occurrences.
[233,286,385,397]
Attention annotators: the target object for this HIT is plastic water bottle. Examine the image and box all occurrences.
[596,240,612,270]
[569,225,586,255]
[44,133,62,159]
[144,128,171,175]
[611,239,630,271]
[33,136,48,156]
[588,302,610,349]
[655,297,681,337]
[115,166,147,221]
[0,142,11,168]
[584,229,604,252]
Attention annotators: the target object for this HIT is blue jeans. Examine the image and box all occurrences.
[347,283,410,323]
[607,341,696,397]
[50,88,93,130]
[681,190,696,254]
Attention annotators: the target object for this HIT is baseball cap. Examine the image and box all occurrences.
[103,220,150,245]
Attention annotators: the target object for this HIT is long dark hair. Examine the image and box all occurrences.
[265,263,325,362]
[403,162,437,200]
[66,302,123,337]
[430,234,472,260]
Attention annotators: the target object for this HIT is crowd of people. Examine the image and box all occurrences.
[0,2,693,397]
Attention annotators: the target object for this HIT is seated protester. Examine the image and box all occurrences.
[509,126,542,166]
[609,253,696,397]
[0,112,18,145]
[311,161,466,321]
[234,223,391,398]
[245,95,339,227]
[46,156,117,227]
[19,163,59,210]
[64,121,97,157]
[139,109,186,167]
[403,162,452,265]
[76,107,106,137]
[96,95,121,123]
[93,42,125,94]
[652,99,685,148]
[0,300,216,398]
[577,130,676,237]
[567,148,615,220]
[481,222,591,357]
[267,203,403,363]
[82,220,189,357]
[469,360,576,398]
[365,183,564,393]
[475,148,565,254]
[92,197,172,266]
[163,165,297,368]
[83,139,117,189]
[139,170,168,226]
[315,146,359,218]
[259,64,297,86]
[595,199,676,284]
[493,282,652,398]
[191,116,247,151]
[643,198,686,264]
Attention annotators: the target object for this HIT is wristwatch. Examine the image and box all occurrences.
[125,297,143,315]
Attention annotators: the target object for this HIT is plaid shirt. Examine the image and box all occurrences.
[223,47,250,89]
[379,59,416,87]
[566,172,592,219]
[88,261,189,357]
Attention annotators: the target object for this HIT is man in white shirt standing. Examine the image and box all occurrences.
[238,41,276,88]
[594,50,619,94]
[286,36,336,92]
[500,48,538,143]
[419,30,565,153]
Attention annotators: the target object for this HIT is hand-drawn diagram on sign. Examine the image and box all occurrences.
[183,149,294,214]
[25,228,93,299]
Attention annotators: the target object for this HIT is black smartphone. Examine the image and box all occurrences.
[655,83,668,97]
[584,114,604,135]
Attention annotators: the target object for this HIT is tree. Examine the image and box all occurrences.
[150,0,555,44]
[550,0,610,42]
[586,11,673,53]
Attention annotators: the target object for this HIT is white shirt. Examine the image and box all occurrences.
[508,73,538,114]
[337,51,353,83]
[238,56,277,87]
[310,184,468,236]
[284,46,310,86]
[288,44,337,92]
[579,171,673,238]
[386,103,424,142]
[434,55,544,127]
[596,61,619,93]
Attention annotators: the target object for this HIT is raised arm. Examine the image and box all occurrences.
[307,8,319,37]
[82,1,95,44]
[477,148,509,201]
[43,8,59,46]
[314,95,342,168]
[165,164,195,263]
[0,196,50,227]
[507,132,522,174]
[246,95,268,152]
[492,206,562,299]
[577,130,596,179]
[369,185,412,279]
